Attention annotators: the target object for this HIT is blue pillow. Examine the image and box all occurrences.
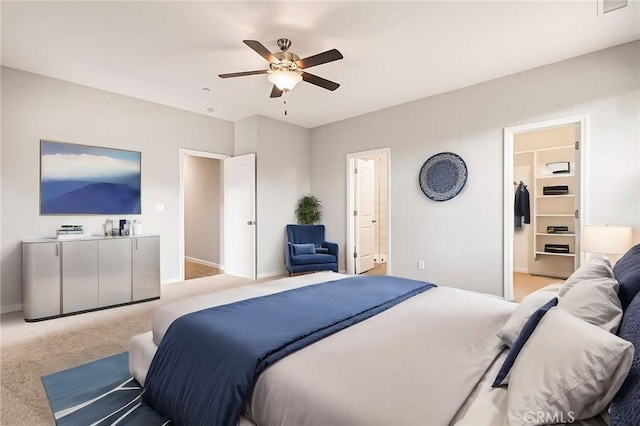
[610,292,640,424]
[613,243,640,310]
[492,297,558,387]
[292,243,316,255]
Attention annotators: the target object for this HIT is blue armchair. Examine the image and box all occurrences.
[286,224,338,275]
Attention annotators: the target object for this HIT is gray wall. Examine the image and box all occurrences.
[1,67,234,311]
[310,41,640,297]
[235,115,311,277]
[184,155,221,266]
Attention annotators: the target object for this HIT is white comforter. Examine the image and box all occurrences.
[146,272,516,425]
[247,285,514,425]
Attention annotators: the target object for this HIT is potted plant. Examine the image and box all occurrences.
[295,195,322,225]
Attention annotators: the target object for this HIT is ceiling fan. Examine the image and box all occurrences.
[219,38,343,98]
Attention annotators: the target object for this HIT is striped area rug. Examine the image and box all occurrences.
[42,352,168,425]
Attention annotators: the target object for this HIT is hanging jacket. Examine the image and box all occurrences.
[514,182,530,228]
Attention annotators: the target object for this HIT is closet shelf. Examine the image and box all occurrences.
[536,194,574,199]
[514,145,573,155]
[536,233,575,237]
[536,174,575,179]
[535,251,576,258]
[536,214,575,217]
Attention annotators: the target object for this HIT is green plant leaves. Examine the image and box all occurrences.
[295,195,322,225]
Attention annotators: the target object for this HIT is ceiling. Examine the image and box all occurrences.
[2,1,639,129]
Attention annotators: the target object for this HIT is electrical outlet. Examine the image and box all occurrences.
[155,203,166,212]
[418,260,425,270]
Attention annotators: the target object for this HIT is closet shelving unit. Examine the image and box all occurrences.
[515,143,579,277]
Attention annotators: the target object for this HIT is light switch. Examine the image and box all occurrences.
[155,203,166,212]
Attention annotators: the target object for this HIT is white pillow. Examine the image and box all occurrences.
[505,308,634,426]
[558,276,622,333]
[498,289,557,347]
[558,256,614,297]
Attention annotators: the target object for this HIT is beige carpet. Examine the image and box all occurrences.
[513,272,561,302]
[0,273,277,426]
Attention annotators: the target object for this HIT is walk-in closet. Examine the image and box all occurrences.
[512,123,581,299]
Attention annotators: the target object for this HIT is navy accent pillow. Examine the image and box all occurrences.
[315,247,330,254]
[492,297,559,387]
[613,244,640,310]
[610,292,640,425]
[292,243,316,255]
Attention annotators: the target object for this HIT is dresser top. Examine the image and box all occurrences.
[22,234,159,244]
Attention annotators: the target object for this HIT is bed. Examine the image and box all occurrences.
[130,245,640,425]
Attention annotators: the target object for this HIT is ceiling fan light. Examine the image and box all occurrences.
[268,70,302,91]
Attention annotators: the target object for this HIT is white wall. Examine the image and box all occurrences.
[234,115,258,155]
[235,115,311,278]
[310,41,639,297]
[184,155,221,265]
[1,67,234,311]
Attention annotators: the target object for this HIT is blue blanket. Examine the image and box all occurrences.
[142,275,435,426]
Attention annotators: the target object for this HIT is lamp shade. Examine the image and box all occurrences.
[267,70,302,91]
[581,225,632,255]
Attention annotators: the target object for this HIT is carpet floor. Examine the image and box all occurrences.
[0,273,275,425]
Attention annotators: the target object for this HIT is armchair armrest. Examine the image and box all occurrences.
[322,241,339,258]
[286,242,295,270]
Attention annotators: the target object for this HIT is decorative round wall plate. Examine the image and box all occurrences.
[419,152,468,201]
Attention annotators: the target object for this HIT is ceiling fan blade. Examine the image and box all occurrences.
[270,85,283,98]
[243,40,279,63]
[302,72,340,91]
[218,70,268,79]
[296,49,343,69]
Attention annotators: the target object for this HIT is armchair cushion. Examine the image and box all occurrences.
[292,243,316,255]
[292,253,337,265]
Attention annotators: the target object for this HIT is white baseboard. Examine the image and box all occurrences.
[513,267,529,274]
[257,269,287,279]
[185,256,223,269]
[1,303,22,314]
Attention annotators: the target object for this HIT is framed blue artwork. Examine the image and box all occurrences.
[40,140,141,215]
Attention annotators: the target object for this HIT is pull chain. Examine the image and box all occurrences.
[284,99,287,116]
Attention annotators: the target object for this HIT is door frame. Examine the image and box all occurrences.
[346,147,391,275]
[503,115,588,301]
[179,148,230,281]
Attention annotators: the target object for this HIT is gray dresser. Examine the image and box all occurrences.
[22,235,160,321]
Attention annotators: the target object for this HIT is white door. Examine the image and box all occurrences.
[224,153,256,279]
[355,159,375,274]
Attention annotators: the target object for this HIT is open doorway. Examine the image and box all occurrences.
[347,148,390,275]
[179,149,229,281]
[503,116,587,301]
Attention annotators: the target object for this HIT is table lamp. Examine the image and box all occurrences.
[581,225,632,264]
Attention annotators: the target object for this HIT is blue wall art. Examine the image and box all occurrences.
[418,152,468,202]
[40,140,141,215]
